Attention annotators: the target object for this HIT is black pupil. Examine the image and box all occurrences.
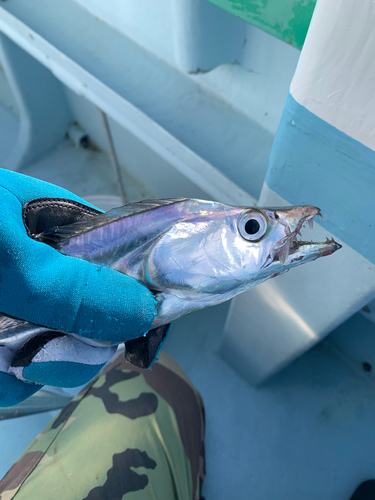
[244,219,260,235]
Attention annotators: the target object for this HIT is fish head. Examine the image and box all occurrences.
[146,201,341,299]
[147,201,342,326]
[236,205,341,282]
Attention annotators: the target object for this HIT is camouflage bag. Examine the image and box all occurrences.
[0,352,206,500]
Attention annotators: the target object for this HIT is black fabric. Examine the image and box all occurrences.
[350,481,375,500]
[83,449,157,500]
[11,331,65,367]
[23,198,101,242]
[124,324,170,369]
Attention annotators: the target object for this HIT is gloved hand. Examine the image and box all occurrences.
[0,168,157,406]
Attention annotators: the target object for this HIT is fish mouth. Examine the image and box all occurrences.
[270,206,342,266]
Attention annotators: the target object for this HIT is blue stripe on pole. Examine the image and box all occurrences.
[266,92,375,264]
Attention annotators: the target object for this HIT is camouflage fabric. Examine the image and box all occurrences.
[0,352,205,500]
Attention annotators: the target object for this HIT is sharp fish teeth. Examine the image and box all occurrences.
[278,242,290,265]
[317,212,324,220]
[308,218,314,230]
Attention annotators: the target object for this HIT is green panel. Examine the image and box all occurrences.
[205,0,316,49]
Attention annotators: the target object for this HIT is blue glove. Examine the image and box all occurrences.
[0,168,157,406]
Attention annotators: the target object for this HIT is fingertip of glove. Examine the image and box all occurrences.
[23,361,105,388]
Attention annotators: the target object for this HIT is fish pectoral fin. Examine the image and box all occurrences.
[124,324,171,369]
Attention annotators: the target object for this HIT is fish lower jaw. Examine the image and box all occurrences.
[276,239,341,266]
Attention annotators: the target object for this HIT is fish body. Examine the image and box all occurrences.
[46,198,340,327]
[0,198,341,351]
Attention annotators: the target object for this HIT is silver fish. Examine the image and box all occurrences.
[0,198,341,351]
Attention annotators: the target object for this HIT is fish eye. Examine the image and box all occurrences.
[237,210,268,242]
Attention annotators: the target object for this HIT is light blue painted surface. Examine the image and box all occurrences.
[0,0,302,204]
[0,106,18,164]
[0,35,72,171]
[266,92,375,263]
[0,412,55,478]
[75,0,176,66]
[171,0,246,72]
[165,307,375,500]
[1,0,273,200]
